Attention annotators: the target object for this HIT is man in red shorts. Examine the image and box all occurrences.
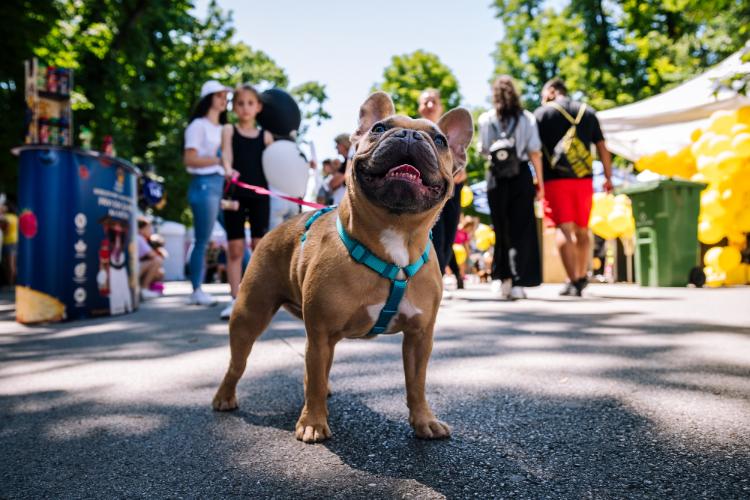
[534,78,613,296]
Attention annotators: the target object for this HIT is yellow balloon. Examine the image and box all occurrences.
[700,189,725,219]
[692,132,717,157]
[696,155,721,180]
[717,246,742,272]
[452,244,467,266]
[590,214,618,240]
[707,110,737,135]
[621,216,636,238]
[737,207,750,232]
[715,150,741,176]
[690,172,707,183]
[724,264,746,285]
[690,128,703,142]
[738,106,750,125]
[731,123,750,136]
[703,246,723,268]
[460,185,474,208]
[608,209,630,235]
[731,133,750,158]
[707,135,732,156]
[698,219,725,245]
[476,236,492,252]
[704,266,725,288]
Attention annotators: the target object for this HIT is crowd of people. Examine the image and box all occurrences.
[138,75,612,318]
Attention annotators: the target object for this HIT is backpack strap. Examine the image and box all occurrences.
[546,101,586,125]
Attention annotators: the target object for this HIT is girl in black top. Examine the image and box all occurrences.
[220,84,274,319]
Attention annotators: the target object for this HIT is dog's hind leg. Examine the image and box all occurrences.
[212,281,280,412]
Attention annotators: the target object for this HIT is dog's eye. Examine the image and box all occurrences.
[371,123,386,134]
[434,134,448,148]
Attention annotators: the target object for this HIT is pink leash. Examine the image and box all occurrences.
[225,178,326,210]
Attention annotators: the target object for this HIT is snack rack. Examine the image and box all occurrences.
[24,58,74,146]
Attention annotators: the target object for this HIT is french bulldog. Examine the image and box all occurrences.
[213,91,473,442]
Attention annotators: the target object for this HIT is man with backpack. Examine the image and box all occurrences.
[534,78,613,297]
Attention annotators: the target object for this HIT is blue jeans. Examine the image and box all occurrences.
[188,174,224,289]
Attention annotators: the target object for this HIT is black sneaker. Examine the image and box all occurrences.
[559,281,579,297]
[576,276,589,291]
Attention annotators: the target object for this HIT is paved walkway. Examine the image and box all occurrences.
[1,282,749,498]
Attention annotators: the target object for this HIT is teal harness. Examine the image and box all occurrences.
[301,207,431,337]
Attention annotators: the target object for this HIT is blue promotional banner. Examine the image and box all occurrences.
[16,146,140,323]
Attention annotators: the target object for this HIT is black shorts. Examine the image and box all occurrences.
[223,196,270,241]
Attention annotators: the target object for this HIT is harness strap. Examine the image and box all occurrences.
[301,206,336,243]
[335,216,431,336]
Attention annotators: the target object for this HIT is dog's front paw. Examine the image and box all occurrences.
[295,416,332,443]
[212,387,238,411]
[411,415,451,440]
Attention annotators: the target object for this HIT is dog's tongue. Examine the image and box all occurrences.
[387,164,421,179]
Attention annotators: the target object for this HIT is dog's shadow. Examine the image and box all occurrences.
[229,372,528,496]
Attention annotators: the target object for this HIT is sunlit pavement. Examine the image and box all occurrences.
[1,281,749,498]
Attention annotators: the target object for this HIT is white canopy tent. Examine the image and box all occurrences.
[598,48,750,161]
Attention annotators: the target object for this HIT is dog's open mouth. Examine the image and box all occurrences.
[386,164,422,184]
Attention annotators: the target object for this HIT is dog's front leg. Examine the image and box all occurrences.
[402,325,451,439]
[295,335,337,443]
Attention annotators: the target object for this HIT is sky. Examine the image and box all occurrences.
[193,0,502,161]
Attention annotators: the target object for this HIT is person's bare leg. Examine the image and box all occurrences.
[574,225,590,280]
[555,222,578,283]
[226,239,245,298]
[140,258,161,289]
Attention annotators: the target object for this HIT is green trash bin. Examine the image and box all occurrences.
[619,179,706,287]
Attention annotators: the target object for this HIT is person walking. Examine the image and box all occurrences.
[419,89,465,276]
[183,80,231,306]
[478,76,544,300]
[219,84,274,320]
[534,77,613,296]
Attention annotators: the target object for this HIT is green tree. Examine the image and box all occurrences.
[492,0,750,111]
[372,50,461,118]
[0,0,61,196]
[2,0,329,223]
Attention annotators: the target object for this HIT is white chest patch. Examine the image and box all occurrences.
[366,298,423,327]
[380,228,409,267]
[380,227,409,280]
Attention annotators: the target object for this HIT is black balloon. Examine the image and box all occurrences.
[257,88,302,137]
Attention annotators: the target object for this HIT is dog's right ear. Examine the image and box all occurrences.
[350,92,395,144]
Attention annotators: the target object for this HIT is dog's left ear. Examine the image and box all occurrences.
[438,108,474,172]
[350,91,395,144]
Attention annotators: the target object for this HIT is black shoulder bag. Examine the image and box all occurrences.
[488,115,520,179]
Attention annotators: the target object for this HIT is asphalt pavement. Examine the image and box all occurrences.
[1,281,749,499]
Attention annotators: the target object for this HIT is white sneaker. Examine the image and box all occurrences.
[188,288,217,306]
[510,286,527,300]
[220,298,235,320]
[490,279,513,299]
[141,288,161,300]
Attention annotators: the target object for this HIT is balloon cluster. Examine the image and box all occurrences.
[634,107,750,287]
[703,246,750,287]
[589,193,635,241]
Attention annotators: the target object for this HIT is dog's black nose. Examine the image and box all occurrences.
[393,129,425,142]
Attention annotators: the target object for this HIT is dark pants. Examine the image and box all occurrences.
[432,183,463,274]
[487,166,541,286]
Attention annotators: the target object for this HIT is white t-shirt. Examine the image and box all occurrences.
[184,117,224,176]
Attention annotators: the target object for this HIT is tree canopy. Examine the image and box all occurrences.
[371,50,461,118]
[0,0,329,223]
[492,0,750,110]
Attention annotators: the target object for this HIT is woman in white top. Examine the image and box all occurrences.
[477,76,544,300]
[183,80,231,306]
